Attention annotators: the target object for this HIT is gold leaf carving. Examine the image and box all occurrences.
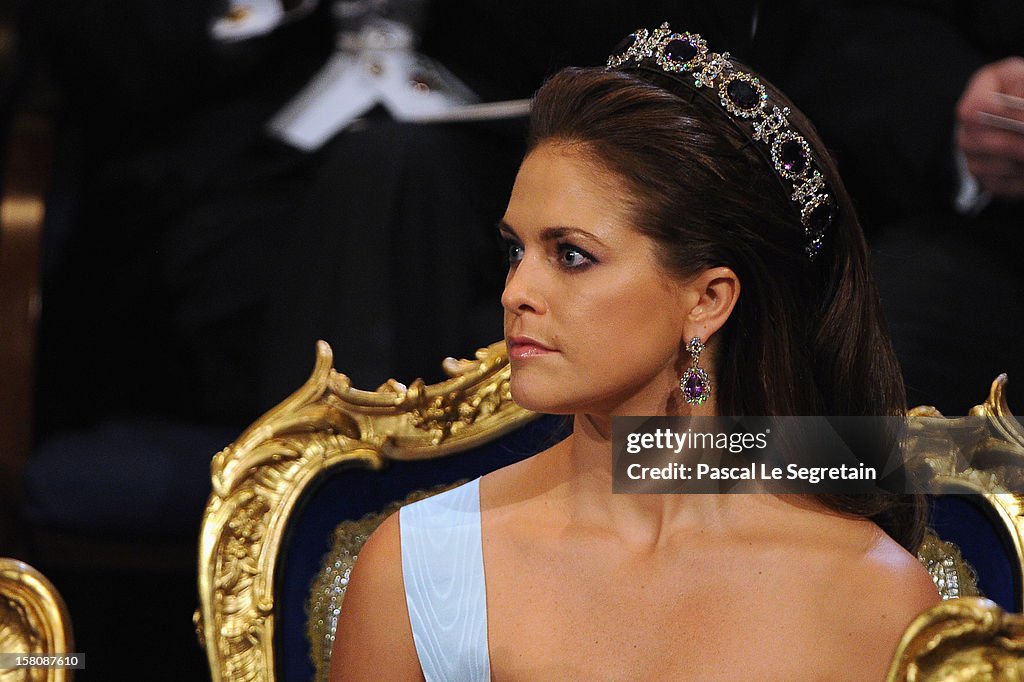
[0,559,74,682]
[905,377,1024,614]
[886,597,1024,681]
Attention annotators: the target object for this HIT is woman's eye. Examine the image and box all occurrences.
[558,244,594,269]
[505,241,524,264]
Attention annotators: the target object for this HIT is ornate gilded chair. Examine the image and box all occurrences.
[907,377,1024,612]
[890,376,1024,681]
[195,340,567,681]
[196,342,1024,682]
[0,558,75,682]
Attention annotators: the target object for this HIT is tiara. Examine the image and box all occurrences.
[606,23,835,260]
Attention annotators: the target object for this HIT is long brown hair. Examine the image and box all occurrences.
[528,66,925,551]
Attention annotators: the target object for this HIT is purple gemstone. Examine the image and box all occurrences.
[808,201,835,232]
[613,33,637,56]
[665,38,698,62]
[684,373,704,399]
[780,140,808,174]
[726,80,759,109]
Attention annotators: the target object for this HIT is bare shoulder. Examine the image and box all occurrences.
[860,531,941,608]
[818,528,940,679]
[328,512,423,681]
[854,531,941,631]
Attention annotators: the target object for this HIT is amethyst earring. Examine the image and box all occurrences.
[680,336,711,406]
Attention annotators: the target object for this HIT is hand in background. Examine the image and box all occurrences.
[956,56,1024,198]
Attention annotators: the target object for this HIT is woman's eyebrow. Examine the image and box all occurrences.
[541,226,608,248]
[499,221,608,248]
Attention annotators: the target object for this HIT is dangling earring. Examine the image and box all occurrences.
[680,336,711,406]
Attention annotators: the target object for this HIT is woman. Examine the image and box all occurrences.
[331,24,939,680]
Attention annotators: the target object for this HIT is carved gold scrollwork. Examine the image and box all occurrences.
[888,375,1024,681]
[905,374,1024,613]
[886,597,1024,681]
[196,340,534,681]
[0,559,74,682]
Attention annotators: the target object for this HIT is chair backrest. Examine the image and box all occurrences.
[907,375,1024,612]
[195,340,568,682]
[0,558,75,682]
[196,342,1024,681]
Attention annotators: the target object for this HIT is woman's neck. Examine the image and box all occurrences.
[540,405,765,549]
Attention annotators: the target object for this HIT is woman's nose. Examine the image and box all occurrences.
[501,259,546,316]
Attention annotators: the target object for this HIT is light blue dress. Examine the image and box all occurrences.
[400,478,491,681]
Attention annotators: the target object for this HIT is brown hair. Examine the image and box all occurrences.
[528,66,925,551]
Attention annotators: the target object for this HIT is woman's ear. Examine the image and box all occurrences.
[684,266,740,340]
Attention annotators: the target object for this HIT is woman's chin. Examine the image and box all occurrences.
[509,379,575,415]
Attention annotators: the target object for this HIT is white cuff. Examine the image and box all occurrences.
[953,135,992,215]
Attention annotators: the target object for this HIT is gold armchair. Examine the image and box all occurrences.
[196,342,1024,682]
[195,340,558,681]
[882,375,1024,681]
[907,376,1024,613]
[0,559,74,682]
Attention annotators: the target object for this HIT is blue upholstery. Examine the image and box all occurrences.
[275,413,570,682]
[929,495,1021,612]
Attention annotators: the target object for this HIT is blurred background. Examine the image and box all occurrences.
[1,1,1020,679]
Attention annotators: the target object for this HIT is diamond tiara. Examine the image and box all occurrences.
[606,23,836,260]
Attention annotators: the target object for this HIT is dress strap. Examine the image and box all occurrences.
[400,478,490,682]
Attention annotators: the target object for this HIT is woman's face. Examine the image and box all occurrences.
[500,142,699,416]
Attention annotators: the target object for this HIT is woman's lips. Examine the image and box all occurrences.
[507,336,555,360]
